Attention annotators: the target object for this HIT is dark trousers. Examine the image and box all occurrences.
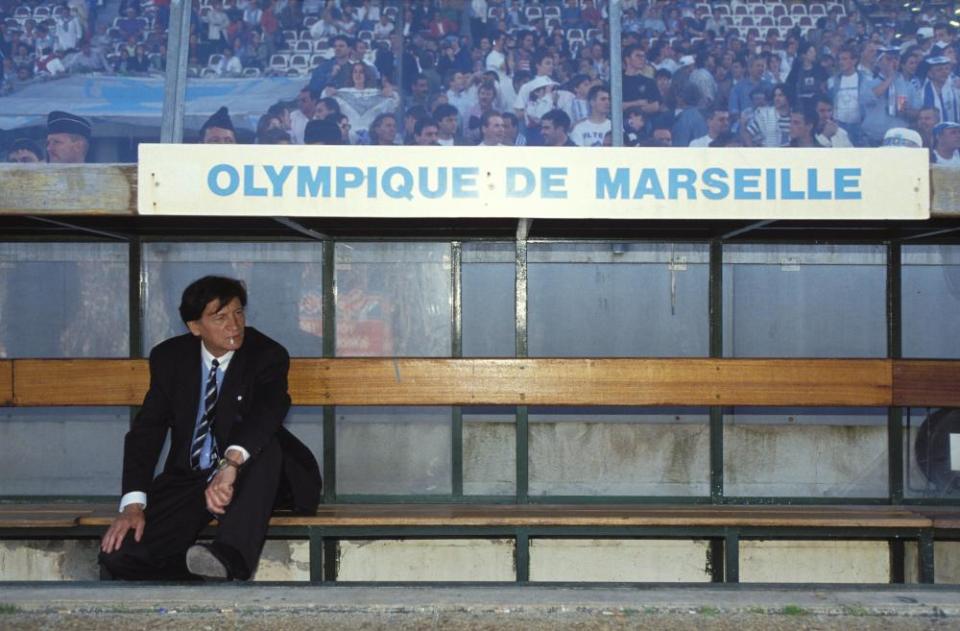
[99,438,282,581]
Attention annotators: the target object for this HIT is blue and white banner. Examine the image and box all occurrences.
[138,144,930,219]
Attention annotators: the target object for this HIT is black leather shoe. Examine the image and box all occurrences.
[186,543,232,581]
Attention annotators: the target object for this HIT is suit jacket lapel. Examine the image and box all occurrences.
[214,337,246,443]
[178,336,202,432]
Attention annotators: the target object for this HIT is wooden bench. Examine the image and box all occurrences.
[0,502,945,583]
[1,357,959,583]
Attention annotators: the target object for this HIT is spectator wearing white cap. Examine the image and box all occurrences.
[922,55,959,123]
[931,121,960,166]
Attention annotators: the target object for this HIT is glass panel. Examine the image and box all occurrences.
[0,407,128,495]
[529,408,710,496]
[1,0,168,161]
[462,242,514,357]
[286,405,323,475]
[142,241,324,356]
[0,242,129,358]
[724,408,888,498]
[902,245,960,359]
[903,406,960,500]
[336,406,451,495]
[528,242,710,357]
[721,245,888,498]
[0,242,129,496]
[463,407,515,496]
[722,244,886,358]
[335,242,451,357]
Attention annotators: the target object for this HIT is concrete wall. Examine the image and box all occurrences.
[740,540,890,583]
[336,539,515,582]
[529,539,711,582]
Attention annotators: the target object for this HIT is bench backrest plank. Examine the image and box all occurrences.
[4,357,956,407]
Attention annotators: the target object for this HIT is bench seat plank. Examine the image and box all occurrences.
[71,504,933,530]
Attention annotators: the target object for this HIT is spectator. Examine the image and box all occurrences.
[373,13,394,41]
[814,96,853,148]
[622,107,647,147]
[303,118,342,145]
[309,35,353,92]
[881,127,922,148]
[785,41,827,109]
[66,43,109,74]
[828,46,869,146]
[501,111,525,146]
[6,138,44,163]
[445,70,478,127]
[465,81,498,144]
[788,107,821,148]
[259,127,291,144]
[567,74,593,125]
[368,112,398,145]
[708,132,744,148]
[689,52,718,107]
[128,44,152,74]
[571,83,611,146]
[433,102,462,146]
[729,55,772,126]
[330,113,353,144]
[671,83,707,147]
[290,87,318,144]
[651,124,672,147]
[413,117,439,145]
[931,121,960,166]
[46,110,91,163]
[917,106,941,149]
[622,44,658,116]
[199,106,237,144]
[748,84,791,147]
[540,109,576,147]
[476,110,505,146]
[690,108,730,147]
[922,55,959,124]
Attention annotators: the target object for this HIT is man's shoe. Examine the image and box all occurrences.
[186,543,231,581]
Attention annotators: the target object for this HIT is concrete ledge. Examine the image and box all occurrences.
[1,584,959,621]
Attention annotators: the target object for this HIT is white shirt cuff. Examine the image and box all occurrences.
[119,491,147,512]
[225,445,250,463]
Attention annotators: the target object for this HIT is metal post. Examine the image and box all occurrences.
[451,241,463,497]
[322,240,336,503]
[709,241,724,502]
[609,0,623,146]
[724,531,740,583]
[887,242,904,503]
[160,0,192,143]
[515,237,529,503]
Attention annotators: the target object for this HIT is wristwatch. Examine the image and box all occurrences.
[216,457,241,472]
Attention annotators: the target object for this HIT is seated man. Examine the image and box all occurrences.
[100,276,321,581]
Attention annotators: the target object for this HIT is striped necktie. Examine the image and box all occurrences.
[191,359,219,470]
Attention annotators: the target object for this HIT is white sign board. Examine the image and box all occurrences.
[138,144,930,220]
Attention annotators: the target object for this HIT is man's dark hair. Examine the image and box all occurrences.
[708,131,740,147]
[501,111,520,127]
[433,103,459,120]
[331,34,351,48]
[317,96,341,114]
[792,106,817,128]
[622,43,642,61]
[654,68,672,81]
[179,276,247,324]
[414,116,438,136]
[258,127,292,144]
[480,109,503,128]
[541,108,571,131]
[587,83,609,102]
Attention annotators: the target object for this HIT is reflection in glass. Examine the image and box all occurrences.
[336,406,451,495]
[142,242,324,356]
[528,242,709,357]
[902,245,960,359]
[335,242,451,357]
[463,242,514,358]
[0,242,129,358]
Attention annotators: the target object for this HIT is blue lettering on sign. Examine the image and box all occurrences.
[204,162,869,206]
[207,164,239,196]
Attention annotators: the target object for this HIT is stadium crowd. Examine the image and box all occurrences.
[1,0,959,162]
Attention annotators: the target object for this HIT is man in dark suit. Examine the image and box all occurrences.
[99,276,320,581]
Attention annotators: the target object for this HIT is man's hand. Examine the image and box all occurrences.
[101,504,145,553]
[205,452,243,515]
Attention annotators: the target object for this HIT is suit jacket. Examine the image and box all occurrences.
[122,327,321,514]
